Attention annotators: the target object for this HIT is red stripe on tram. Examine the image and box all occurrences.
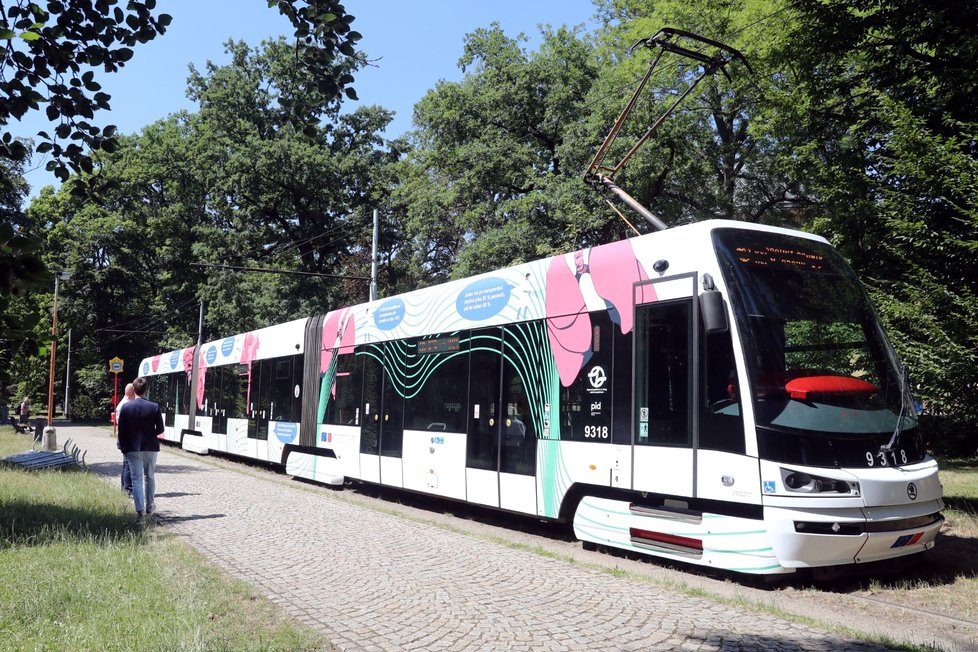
[630,527,703,551]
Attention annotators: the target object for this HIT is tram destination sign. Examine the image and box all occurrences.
[418,336,460,355]
[735,244,825,272]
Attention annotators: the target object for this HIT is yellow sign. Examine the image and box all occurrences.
[108,356,124,374]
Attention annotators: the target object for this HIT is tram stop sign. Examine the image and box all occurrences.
[108,357,124,374]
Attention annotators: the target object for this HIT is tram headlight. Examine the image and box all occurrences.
[779,468,858,495]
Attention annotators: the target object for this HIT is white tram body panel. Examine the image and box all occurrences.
[140,220,944,576]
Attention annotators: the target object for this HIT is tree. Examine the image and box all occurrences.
[0,157,47,400]
[185,37,403,332]
[402,23,604,280]
[590,0,804,227]
[0,0,360,182]
[1,0,365,410]
[769,0,978,448]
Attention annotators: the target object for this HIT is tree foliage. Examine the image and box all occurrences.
[770,0,978,447]
[0,0,360,182]
[27,33,398,414]
[401,24,606,280]
[1,0,365,413]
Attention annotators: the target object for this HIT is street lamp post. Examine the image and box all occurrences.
[43,271,70,450]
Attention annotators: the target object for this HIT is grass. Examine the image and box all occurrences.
[0,427,326,652]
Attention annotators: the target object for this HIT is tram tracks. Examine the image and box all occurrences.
[844,590,978,628]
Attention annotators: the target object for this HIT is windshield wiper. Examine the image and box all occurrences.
[879,364,911,460]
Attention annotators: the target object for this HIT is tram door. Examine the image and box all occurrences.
[465,327,538,512]
[632,274,696,496]
[359,347,404,485]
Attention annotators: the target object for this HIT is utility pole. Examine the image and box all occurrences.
[370,208,379,302]
[63,328,72,419]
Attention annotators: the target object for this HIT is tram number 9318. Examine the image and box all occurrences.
[865,449,908,467]
[584,425,610,439]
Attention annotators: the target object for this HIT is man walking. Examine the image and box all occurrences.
[117,377,164,523]
[114,383,136,496]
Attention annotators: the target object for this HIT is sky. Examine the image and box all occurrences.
[14,0,598,198]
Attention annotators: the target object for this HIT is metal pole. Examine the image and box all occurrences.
[370,209,379,302]
[46,274,60,427]
[63,328,71,419]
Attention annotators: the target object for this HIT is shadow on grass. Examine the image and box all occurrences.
[937,457,978,472]
[944,495,978,516]
[0,497,145,546]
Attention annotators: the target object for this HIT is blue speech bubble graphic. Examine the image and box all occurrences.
[374,298,406,330]
[456,277,512,321]
[273,421,298,444]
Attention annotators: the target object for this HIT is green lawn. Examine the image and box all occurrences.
[0,427,327,652]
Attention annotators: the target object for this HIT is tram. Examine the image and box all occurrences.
[138,219,943,576]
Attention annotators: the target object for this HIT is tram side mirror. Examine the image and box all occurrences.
[700,290,728,334]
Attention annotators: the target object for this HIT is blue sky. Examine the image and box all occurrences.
[15,0,598,197]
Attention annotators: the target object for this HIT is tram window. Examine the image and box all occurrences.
[559,311,614,443]
[501,327,537,475]
[324,348,361,426]
[150,373,177,427]
[290,354,304,422]
[634,300,692,447]
[227,364,250,419]
[201,365,219,432]
[612,326,633,444]
[252,359,271,440]
[360,347,383,454]
[175,371,191,415]
[268,357,294,422]
[404,335,468,433]
[380,344,405,458]
[699,329,745,453]
[467,328,501,471]
[209,365,239,434]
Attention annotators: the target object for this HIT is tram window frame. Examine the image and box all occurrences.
[500,325,537,476]
[359,345,383,455]
[634,299,693,448]
[467,327,502,471]
[227,363,251,420]
[699,326,745,454]
[176,371,191,416]
[404,334,468,433]
[211,364,239,435]
[264,355,303,423]
[612,324,633,445]
[323,347,361,426]
[379,342,405,458]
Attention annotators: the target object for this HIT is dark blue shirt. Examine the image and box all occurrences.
[118,397,164,453]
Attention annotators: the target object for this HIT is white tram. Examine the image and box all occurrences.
[139,220,944,575]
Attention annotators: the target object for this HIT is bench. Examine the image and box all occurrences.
[8,416,31,435]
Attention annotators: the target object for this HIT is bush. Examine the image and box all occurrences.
[920,414,975,458]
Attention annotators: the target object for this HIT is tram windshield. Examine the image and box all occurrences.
[713,228,920,465]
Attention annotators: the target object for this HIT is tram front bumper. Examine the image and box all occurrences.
[764,499,944,568]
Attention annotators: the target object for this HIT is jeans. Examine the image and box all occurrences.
[121,457,132,494]
[124,450,158,514]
